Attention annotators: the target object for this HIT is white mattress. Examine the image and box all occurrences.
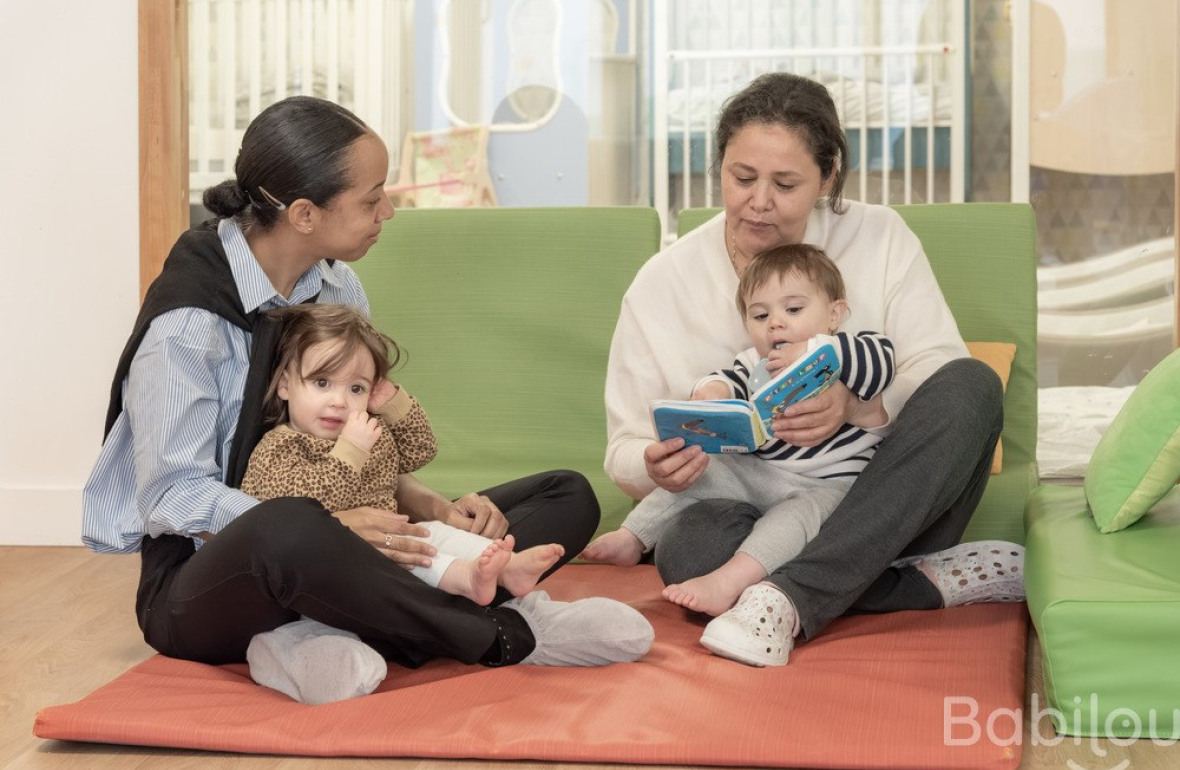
[1037,386,1135,480]
[1038,258,1175,312]
[1037,237,1174,290]
[666,71,955,132]
[1039,297,1173,344]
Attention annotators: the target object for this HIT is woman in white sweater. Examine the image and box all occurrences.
[600,73,1025,667]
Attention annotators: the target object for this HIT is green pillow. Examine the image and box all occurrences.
[1085,348,1180,533]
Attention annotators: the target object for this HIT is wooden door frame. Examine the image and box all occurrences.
[139,0,188,300]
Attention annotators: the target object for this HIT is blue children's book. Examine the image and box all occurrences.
[651,342,841,453]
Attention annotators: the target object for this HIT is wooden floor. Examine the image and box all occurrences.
[3,546,1177,770]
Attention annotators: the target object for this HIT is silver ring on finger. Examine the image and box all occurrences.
[384,532,394,548]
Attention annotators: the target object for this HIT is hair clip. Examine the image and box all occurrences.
[256,185,288,211]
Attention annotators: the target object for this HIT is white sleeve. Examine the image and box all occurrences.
[603,296,666,500]
[876,219,968,428]
[691,373,738,398]
[603,216,756,498]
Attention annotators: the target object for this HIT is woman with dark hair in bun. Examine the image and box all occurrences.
[81,97,651,703]
[599,73,1023,668]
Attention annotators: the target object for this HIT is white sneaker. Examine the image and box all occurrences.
[699,583,796,667]
[504,590,654,667]
[895,540,1025,607]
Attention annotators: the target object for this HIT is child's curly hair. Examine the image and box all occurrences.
[261,304,402,428]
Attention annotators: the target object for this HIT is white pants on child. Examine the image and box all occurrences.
[622,454,854,573]
[408,520,496,586]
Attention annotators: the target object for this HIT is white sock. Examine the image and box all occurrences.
[505,590,654,667]
[246,618,387,705]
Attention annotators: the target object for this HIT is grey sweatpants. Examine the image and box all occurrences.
[653,358,1004,641]
[621,456,854,574]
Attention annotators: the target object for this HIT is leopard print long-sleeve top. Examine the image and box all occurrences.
[240,386,437,513]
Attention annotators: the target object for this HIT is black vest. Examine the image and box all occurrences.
[103,220,286,488]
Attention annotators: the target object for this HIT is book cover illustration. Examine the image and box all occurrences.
[650,400,766,454]
[750,342,840,429]
[651,343,841,454]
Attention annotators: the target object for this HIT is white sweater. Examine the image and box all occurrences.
[604,201,968,500]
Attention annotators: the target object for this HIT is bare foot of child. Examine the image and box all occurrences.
[662,574,748,617]
[664,553,767,616]
[499,535,565,597]
[438,539,512,606]
[580,528,644,566]
[664,560,765,618]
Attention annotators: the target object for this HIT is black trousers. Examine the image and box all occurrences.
[654,358,1004,640]
[136,470,599,668]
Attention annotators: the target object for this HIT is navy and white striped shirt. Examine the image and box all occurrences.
[700,331,896,479]
[81,218,369,553]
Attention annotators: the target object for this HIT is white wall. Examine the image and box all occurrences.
[0,2,139,544]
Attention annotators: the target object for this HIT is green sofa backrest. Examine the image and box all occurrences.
[354,208,660,531]
[679,205,1038,542]
[354,204,1035,541]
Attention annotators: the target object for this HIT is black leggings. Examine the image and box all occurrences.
[136,470,599,668]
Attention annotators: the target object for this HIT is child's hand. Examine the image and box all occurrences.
[766,341,810,374]
[690,381,731,400]
[341,411,382,451]
[368,379,399,411]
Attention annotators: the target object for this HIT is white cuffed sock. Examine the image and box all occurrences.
[246,618,387,705]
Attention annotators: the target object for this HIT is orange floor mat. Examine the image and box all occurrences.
[36,565,1026,768]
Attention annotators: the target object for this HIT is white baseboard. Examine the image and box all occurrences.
[0,487,84,545]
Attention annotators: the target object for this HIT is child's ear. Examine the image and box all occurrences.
[829,299,849,331]
[276,371,291,401]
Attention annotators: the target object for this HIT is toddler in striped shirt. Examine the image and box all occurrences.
[584,243,895,619]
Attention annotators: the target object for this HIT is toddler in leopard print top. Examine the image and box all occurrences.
[243,303,565,603]
[241,304,564,703]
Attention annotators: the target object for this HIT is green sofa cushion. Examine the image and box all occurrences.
[1085,348,1180,533]
[354,207,659,533]
[1025,484,1180,737]
[964,461,1038,544]
[678,204,1038,543]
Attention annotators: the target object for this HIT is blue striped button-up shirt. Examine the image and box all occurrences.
[82,218,370,553]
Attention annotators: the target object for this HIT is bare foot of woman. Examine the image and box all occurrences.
[500,535,565,597]
[580,528,644,566]
[438,539,512,606]
[662,553,767,616]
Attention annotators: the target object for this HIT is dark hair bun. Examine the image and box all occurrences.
[202,179,250,218]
